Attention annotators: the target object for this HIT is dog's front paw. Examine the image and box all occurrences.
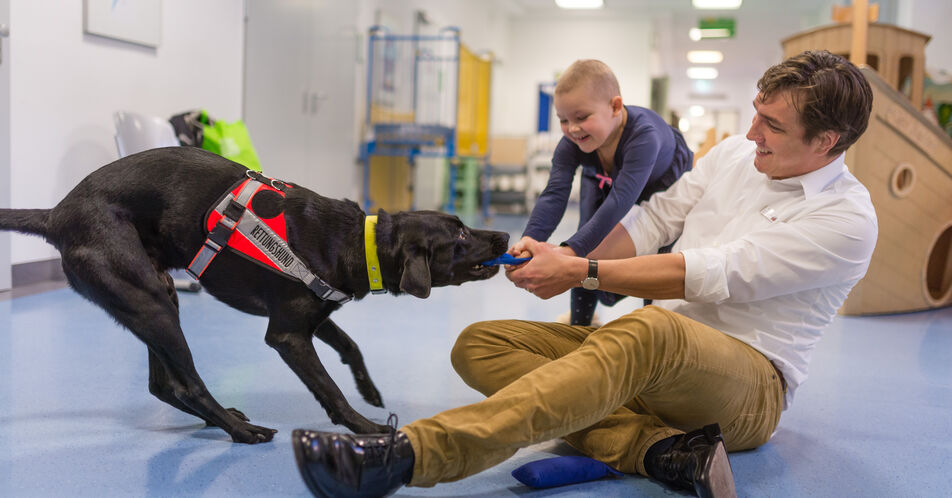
[226,407,250,422]
[203,408,250,428]
[230,423,278,444]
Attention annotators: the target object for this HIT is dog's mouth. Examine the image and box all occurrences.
[467,262,501,279]
[458,247,508,280]
[454,232,510,282]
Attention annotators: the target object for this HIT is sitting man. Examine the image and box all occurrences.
[291,50,877,498]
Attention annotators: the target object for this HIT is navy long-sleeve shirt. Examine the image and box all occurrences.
[523,105,693,257]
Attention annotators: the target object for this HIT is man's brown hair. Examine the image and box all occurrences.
[757,50,873,156]
[555,59,621,102]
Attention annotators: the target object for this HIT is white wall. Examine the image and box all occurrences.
[496,16,653,136]
[8,0,243,265]
[0,0,9,290]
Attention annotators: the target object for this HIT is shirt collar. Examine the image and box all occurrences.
[771,153,846,199]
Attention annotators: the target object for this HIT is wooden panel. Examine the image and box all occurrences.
[781,23,930,108]
[840,71,952,314]
[489,136,528,166]
[779,29,950,314]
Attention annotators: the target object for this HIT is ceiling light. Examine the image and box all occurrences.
[689,105,706,117]
[693,79,713,93]
[678,117,691,132]
[687,50,724,64]
[687,67,719,79]
[689,27,733,40]
[692,0,742,9]
[555,0,604,9]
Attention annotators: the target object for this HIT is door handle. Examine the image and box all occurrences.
[309,91,328,115]
[0,24,9,65]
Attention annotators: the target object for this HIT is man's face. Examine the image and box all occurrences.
[554,85,622,155]
[745,90,831,179]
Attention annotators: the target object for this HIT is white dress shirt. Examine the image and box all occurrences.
[620,135,878,408]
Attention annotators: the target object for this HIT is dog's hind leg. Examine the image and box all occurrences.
[143,271,219,421]
[314,319,384,408]
[265,311,390,434]
[145,263,252,426]
[147,350,251,425]
[59,232,276,443]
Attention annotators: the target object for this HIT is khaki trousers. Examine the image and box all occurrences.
[401,305,784,487]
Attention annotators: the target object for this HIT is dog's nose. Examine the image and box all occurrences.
[494,232,510,252]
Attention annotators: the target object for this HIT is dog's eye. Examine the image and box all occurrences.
[457,228,467,240]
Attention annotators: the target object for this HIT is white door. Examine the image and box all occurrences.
[0,0,11,291]
[307,1,358,200]
[243,0,312,185]
[243,0,358,200]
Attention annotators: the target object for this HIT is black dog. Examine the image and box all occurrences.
[0,147,509,443]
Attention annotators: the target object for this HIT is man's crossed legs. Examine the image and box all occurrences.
[293,306,784,497]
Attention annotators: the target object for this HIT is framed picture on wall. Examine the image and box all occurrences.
[83,0,162,48]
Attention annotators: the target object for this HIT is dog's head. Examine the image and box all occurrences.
[377,210,509,298]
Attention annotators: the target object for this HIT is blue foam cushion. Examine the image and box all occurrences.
[511,456,623,489]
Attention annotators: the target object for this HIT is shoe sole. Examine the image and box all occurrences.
[695,440,737,498]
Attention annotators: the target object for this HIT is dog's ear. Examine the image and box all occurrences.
[399,253,431,298]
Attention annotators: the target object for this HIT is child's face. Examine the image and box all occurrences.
[554,85,622,154]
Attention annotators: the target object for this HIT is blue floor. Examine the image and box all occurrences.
[1,213,950,497]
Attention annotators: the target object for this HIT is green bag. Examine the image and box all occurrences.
[199,110,263,172]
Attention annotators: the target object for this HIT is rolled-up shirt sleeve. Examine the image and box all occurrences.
[681,195,878,303]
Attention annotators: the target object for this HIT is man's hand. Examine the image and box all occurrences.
[506,239,586,299]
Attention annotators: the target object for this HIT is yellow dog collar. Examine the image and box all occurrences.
[365,215,386,294]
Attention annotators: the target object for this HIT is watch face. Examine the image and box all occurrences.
[582,277,599,290]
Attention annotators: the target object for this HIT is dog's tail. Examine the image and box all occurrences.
[0,209,51,238]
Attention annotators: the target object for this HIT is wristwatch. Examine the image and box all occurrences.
[581,259,599,290]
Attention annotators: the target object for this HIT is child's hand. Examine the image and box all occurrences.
[508,236,535,260]
[505,237,536,283]
[507,239,580,299]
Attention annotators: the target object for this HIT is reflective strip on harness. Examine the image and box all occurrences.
[186,173,353,304]
[233,213,352,303]
[186,179,261,279]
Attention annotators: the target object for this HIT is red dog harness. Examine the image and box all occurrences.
[187,170,352,303]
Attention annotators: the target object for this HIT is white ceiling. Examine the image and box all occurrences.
[503,0,846,133]
[512,0,833,15]
[507,0,836,79]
